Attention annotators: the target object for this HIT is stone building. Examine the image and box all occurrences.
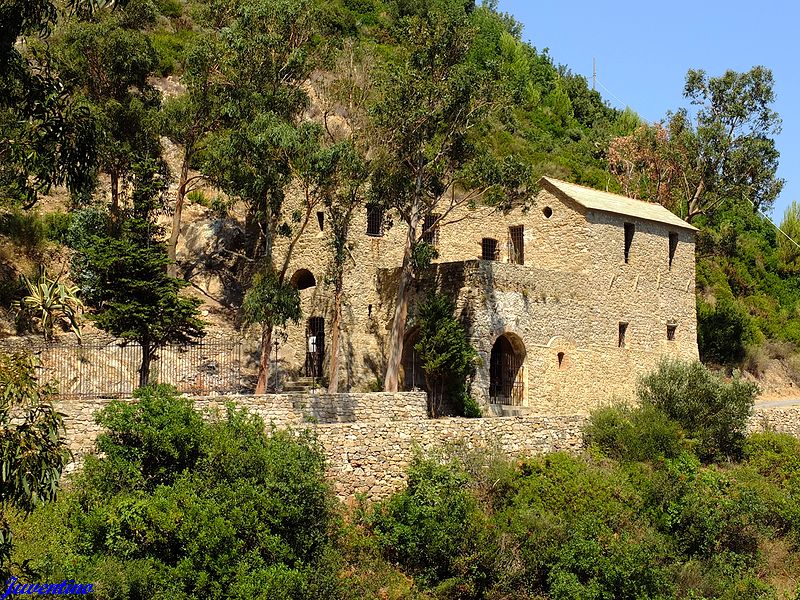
[273,176,698,414]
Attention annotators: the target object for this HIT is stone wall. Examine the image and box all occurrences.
[59,391,428,470]
[59,392,800,501]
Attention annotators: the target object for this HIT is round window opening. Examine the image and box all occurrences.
[542,206,553,218]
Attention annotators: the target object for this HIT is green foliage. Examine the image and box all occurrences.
[13,270,84,341]
[370,455,496,595]
[638,359,757,462]
[698,294,759,364]
[584,403,686,462]
[413,293,478,417]
[0,352,68,578]
[0,208,72,249]
[242,268,301,330]
[13,385,343,598]
[778,200,800,272]
[69,160,204,386]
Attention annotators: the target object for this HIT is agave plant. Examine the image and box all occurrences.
[13,271,84,342]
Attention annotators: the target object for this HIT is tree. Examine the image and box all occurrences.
[413,292,478,416]
[0,0,99,207]
[321,144,369,393]
[70,159,205,386]
[52,8,161,213]
[161,35,225,276]
[608,67,784,223]
[0,352,69,579]
[202,0,324,393]
[371,0,531,391]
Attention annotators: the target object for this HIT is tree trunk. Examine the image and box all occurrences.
[139,339,152,388]
[255,326,272,394]
[167,152,191,277]
[327,287,342,393]
[384,204,420,392]
[110,172,120,219]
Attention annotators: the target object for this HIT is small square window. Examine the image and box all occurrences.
[481,238,499,261]
[366,205,383,236]
[667,323,677,341]
[618,322,628,348]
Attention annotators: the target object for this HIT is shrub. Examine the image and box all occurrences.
[370,455,497,595]
[583,403,686,462]
[414,293,478,417]
[698,295,759,365]
[637,359,757,461]
[14,386,342,599]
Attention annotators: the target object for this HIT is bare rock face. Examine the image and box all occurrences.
[177,214,246,305]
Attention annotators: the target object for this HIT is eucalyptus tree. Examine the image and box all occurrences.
[162,35,226,275]
[0,352,69,579]
[52,6,161,214]
[371,0,532,391]
[202,0,326,393]
[0,0,100,207]
[608,67,783,223]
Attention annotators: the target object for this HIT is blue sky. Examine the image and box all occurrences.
[496,0,799,220]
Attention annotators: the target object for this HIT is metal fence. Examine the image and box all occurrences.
[14,339,253,399]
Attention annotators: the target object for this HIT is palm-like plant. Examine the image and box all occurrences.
[13,271,84,341]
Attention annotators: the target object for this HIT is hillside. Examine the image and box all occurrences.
[0,0,797,393]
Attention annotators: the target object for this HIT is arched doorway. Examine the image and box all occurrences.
[305,317,324,378]
[401,329,426,392]
[489,333,525,405]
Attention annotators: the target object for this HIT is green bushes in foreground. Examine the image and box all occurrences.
[10,384,345,599]
[11,361,800,599]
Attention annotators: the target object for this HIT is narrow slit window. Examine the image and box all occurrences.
[624,223,635,263]
[317,211,324,231]
[366,205,383,236]
[481,238,499,261]
[618,322,628,348]
[667,323,677,341]
[422,213,440,247]
[557,351,565,369]
[509,225,524,265]
[668,232,678,269]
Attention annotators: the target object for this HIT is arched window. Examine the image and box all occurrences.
[290,269,316,291]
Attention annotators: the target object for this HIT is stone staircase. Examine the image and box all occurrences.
[281,376,323,393]
[488,404,536,417]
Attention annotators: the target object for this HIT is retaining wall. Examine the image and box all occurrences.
[58,394,800,500]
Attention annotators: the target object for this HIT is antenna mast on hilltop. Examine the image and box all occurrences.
[592,57,596,90]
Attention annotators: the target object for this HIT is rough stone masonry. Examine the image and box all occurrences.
[59,392,800,501]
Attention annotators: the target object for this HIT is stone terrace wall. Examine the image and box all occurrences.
[59,391,428,471]
[315,415,587,501]
[59,395,800,501]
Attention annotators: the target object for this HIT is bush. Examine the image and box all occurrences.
[638,359,757,461]
[698,295,759,365]
[370,455,497,595]
[0,208,71,249]
[13,385,344,599]
[583,403,686,462]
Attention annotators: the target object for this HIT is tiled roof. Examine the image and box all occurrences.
[540,177,698,232]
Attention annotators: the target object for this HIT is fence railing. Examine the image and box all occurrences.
[3,339,253,399]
